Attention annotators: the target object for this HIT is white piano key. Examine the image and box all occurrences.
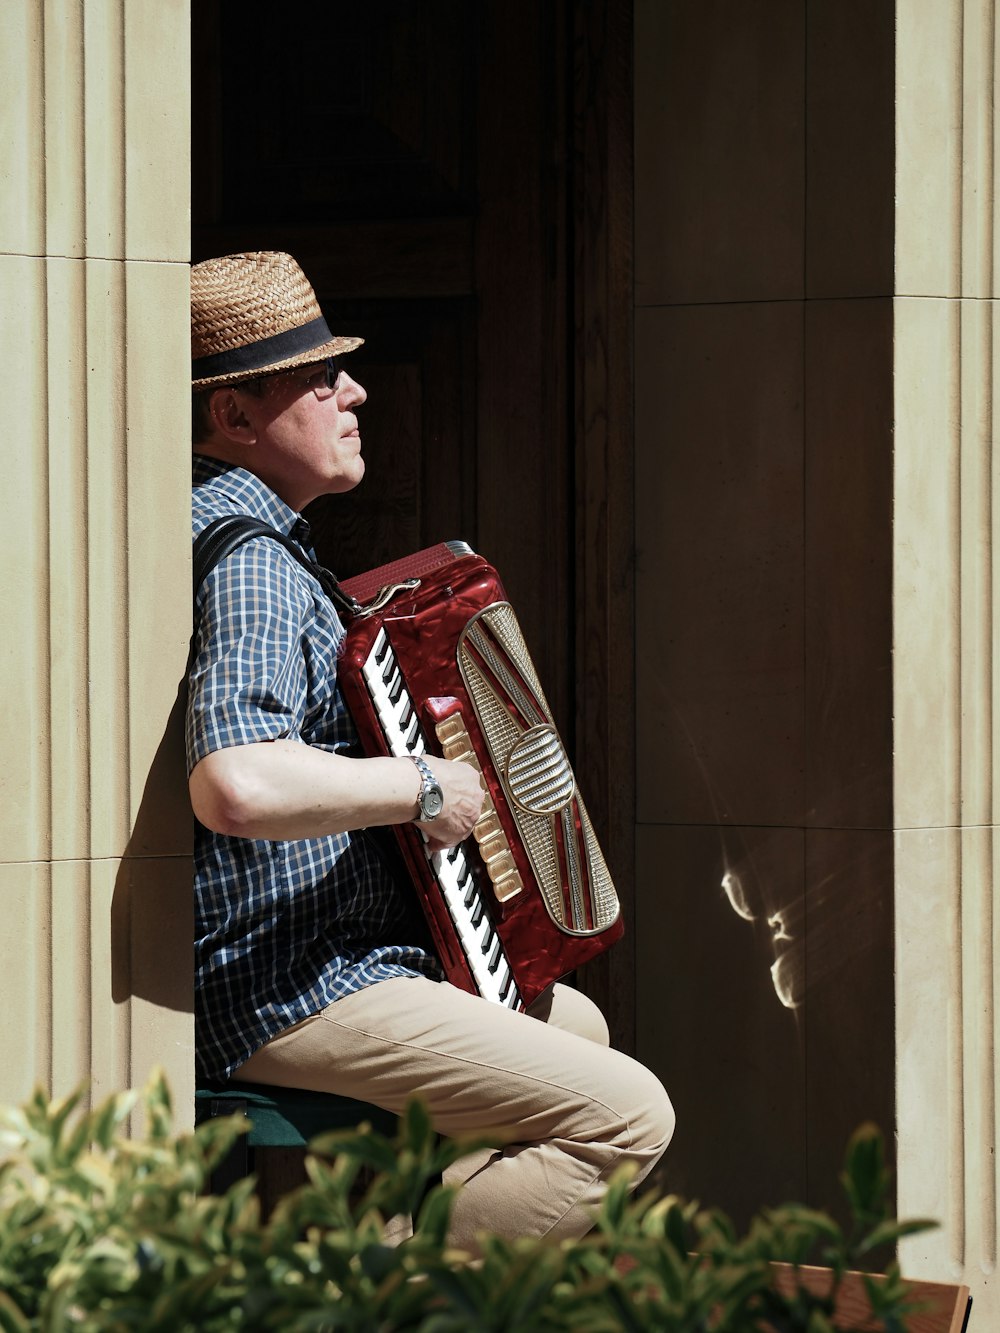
[430,849,510,1003]
[362,635,519,1008]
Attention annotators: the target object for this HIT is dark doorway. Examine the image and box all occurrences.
[191,0,636,1048]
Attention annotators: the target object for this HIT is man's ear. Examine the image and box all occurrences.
[208,387,257,445]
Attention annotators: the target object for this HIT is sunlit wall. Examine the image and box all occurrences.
[0,1,193,1117]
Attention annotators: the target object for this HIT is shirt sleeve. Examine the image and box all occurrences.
[185,539,323,773]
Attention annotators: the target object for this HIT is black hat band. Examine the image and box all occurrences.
[192,314,333,380]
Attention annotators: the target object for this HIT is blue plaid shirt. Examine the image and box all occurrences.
[189,456,441,1082]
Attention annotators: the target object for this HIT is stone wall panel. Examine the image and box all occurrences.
[0,3,192,1120]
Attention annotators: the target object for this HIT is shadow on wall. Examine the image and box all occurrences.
[110,677,193,1015]
[637,690,895,1228]
[717,826,892,1016]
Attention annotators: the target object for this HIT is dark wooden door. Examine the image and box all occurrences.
[192,0,570,720]
[192,0,636,1049]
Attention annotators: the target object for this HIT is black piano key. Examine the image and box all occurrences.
[405,715,421,750]
[374,634,390,666]
[381,653,395,685]
[487,937,503,974]
[471,899,485,929]
[479,917,496,958]
[398,699,413,730]
[498,968,513,1001]
[389,672,404,705]
[463,879,477,909]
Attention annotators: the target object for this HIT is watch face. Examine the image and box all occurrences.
[422,785,445,819]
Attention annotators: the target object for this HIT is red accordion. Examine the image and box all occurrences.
[339,541,623,1011]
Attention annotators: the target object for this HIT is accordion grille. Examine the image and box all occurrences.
[576,795,619,929]
[458,602,620,935]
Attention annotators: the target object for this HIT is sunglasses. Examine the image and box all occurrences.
[241,357,346,399]
[296,357,345,399]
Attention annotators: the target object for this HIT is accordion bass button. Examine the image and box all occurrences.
[470,803,523,899]
[444,741,478,766]
[478,830,508,862]
[474,809,501,841]
[491,865,523,902]
[435,713,467,743]
[486,849,516,881]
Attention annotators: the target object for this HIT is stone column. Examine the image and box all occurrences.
[894,0,998,1321]
[0,2,193,1117]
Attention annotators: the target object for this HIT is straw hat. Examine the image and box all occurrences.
[191,251,363,389]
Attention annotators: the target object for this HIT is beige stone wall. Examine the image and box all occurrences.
[894,0,998,1316]
[0,2,193,1116]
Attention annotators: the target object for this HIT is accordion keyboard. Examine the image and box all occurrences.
[362,628,522,1010]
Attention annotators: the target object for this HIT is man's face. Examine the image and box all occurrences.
[234,360,368,510]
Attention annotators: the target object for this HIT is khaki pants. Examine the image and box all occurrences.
[233,976,675,1252]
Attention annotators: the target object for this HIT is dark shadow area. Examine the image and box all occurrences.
[110,678,193,1014]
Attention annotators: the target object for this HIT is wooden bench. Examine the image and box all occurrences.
[769,1262,972,1332]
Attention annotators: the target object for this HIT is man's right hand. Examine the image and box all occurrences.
[413,755,486,852]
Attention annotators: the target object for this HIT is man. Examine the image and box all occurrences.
[188,251,674,1252]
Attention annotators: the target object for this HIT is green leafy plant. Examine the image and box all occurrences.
[0,1074,935,1331]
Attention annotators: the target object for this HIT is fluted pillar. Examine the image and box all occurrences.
[894,0,999,1318]
[0,2,192,1114]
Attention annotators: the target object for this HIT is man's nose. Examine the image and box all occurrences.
[339,372,367,406]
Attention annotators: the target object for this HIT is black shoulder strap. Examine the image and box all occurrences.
[192,516,361,618]
[192,517,276,591]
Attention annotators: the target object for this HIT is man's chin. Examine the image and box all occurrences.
[332,458,365,493]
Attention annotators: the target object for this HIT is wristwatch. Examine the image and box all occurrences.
[409,754,445,822]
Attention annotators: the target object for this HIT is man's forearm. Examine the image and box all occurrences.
[189,738,482,847]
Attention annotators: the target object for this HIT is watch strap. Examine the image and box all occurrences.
[409,754,443,820]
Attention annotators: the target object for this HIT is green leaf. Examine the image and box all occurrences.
[426,1264,493,1319]
[0,1293,30,1333]
[44,1086,86,1146]
[401,1094,433,1146]
[89,1091,138,1152]
[357,1241,400,1284]
[840,1122,889,1221]
[310,1126,398,1176]
[413,1183,456,1249]
[604,1171,633,1228]
[143,1067,176,1141]
[855,1215,938,1254]
[192,1113,250,1176]
[806,1310,836,1333]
